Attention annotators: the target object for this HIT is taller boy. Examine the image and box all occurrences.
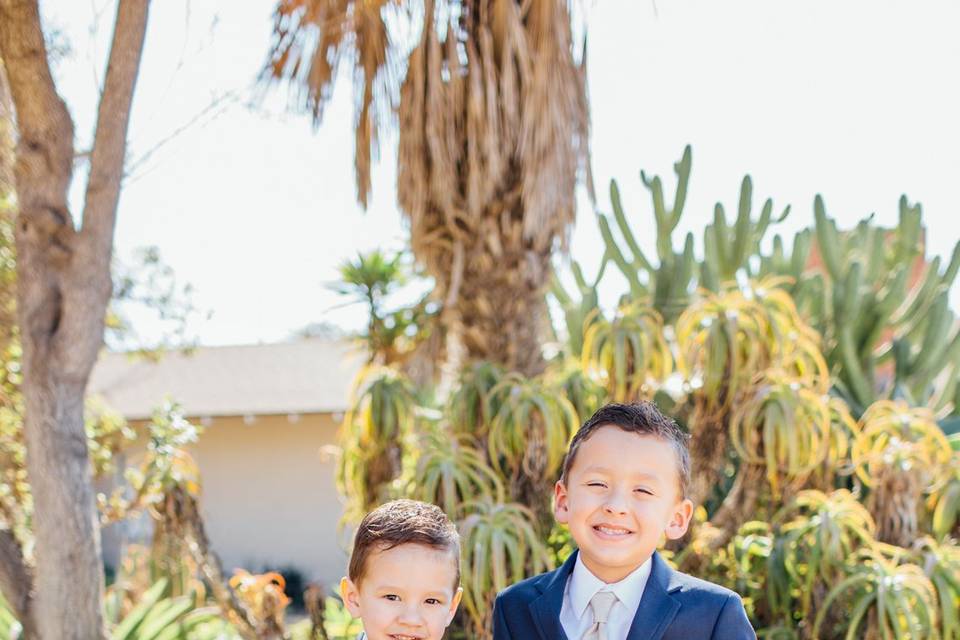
[493,402,755,640]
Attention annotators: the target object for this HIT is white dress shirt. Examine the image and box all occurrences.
[559,553,653,640]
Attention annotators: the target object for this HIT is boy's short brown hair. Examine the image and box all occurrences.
[348,499,461,588]
[560,401,691,499]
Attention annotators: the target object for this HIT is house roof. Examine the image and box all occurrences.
[88,338,365,420]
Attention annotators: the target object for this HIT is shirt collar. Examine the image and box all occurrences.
[568,551,653,620]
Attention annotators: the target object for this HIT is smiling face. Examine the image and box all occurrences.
[554,425,694,583]
[340,542,462,640]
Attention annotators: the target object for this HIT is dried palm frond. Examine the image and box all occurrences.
[266,0,590,373]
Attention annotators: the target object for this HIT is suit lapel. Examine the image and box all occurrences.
[625,552,681,640]
[528,550,578,640]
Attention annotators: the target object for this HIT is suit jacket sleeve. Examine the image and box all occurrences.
[709,594,756,640]
[492,593,512,640]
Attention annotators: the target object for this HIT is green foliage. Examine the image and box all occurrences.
[676,278,821,419]
[550,257,608,358]
[729,372,835,496]
[702,176,790,289]
[458,500,551,633]
[411,424,504,517]
[447,361,504,436]
[581,302,672,402]
[813,549,938,640]
[931,461,960,539]
[0,590,21,639]
[485,372,579,482]
[914,538,960,640]
[332,249,437,366]
[0,577,232,640]
[330,146,960,638]
[598,146,697,321]
[338,366,419,518]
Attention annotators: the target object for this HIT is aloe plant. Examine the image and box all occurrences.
[728,371,834,498]
[485,373,579,483]
[771,490,878,623]
[581,302,673,402]
[411,425,504,517]
[853,401,954,545]
[458,500,551,635]
[338,366,419,515]
[813,548,939,640]
[914,537,960,640]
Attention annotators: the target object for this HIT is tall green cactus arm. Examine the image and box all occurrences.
[598,212,644,297]
[610,180,653,272]
[814,196,844,280]
[730,177,754,273]
[707,178,790,283]
[894,195,923,264]
[549,254,610,359]
[790,230,812,279]
[550,273,573,307]
[862,225,886,283]
[640,143,691,234]
[943,240,960,287]
[710,204,733,278]
[669,145,692,228]
[896,256,944,335]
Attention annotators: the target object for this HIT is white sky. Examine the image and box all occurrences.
[46,0,960,346]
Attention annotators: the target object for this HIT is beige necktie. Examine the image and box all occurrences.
[582,590,618,640]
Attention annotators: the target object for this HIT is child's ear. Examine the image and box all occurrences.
[446,587,464,625]
[664,498,694,540]
[340,576,362,617]
[553,480,570,524]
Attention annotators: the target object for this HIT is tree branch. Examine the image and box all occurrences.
[79,0,149,257]
[60,0,150,379]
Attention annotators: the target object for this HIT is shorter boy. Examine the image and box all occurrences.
[494,402,755,640]
[341,499,463,640]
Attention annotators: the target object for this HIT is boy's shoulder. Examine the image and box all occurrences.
[665,566,741,603]
[496,566,558,601]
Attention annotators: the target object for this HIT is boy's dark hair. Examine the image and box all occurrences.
[349,499,461,588]
[560,402,691,499]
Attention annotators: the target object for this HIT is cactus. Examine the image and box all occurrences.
[702,176,790,290]
[549,255,608,359]
[598,146,698,322]
[577,146,960,422]
[801,195,960,415]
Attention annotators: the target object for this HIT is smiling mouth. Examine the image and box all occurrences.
[593,524,634,537]
[388,635,424,640]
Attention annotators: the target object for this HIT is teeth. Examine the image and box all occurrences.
[596,526,630,535]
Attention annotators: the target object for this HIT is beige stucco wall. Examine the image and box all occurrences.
[102,412,349,588]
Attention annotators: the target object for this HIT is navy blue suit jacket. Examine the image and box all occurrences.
[492,550,755,640]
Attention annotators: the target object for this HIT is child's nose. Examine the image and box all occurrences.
[603,488,629,513]
[397,604,425,626]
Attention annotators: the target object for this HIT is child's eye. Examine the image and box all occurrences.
[586,482,607,488]
[634,488,653,495]
[425,598,442,605]
[383,594,400,601]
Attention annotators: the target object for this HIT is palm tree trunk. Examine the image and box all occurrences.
[450,232,552,377]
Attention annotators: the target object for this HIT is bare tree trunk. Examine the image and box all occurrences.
[0,1,150,637]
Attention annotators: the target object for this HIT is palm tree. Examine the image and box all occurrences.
[265,0,590,376]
